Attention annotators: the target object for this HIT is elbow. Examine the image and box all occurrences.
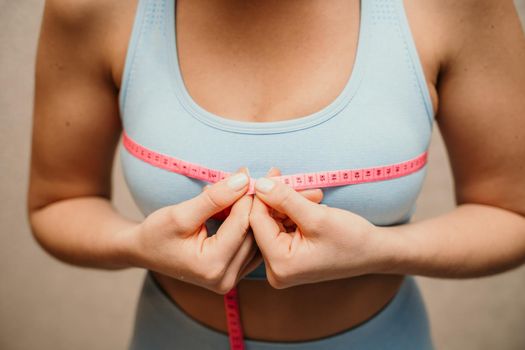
[26,207,64,263]
[25,185,66,263]
[25,191,53,258]
[25,200,77,267]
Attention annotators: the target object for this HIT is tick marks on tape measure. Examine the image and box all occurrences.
[122,130,428,196]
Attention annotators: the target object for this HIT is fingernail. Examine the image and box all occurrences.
[237,167,250,178]
[255,177,275,193]
[227,172,249,190]
[267,167,275,175]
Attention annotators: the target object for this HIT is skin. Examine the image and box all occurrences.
[27,0,525,342]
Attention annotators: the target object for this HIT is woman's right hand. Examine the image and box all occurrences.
[123,167,261,294]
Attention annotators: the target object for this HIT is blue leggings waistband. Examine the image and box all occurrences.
[129,272,434,350]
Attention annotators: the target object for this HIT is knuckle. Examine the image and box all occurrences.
[211,286,225,295]
[203,270,220,285]
[248,210,257,222]
[168,207,188,231]
[273,265,290,282]
[268,272,287,289]
[209,262,226,283]
[215,279,235,295]
[268,261,292,288]
[232,201,251,223]
[202,190,226,210]
[249,210,263,224]
[204,261,226,283]
[309,207,328,232]
[193,263,210,281]
[241,211,251,227]
[231,207,250,230]
[237,215,251,235]
[277,189,294,211]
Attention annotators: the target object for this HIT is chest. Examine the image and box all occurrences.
[112,0,438,118]
[116,0,435,230]
[119,84,431,228]
[172,0,363,123]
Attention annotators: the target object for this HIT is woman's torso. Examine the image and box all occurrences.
[111,0,439,342]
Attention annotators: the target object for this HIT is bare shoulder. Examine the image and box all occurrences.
[398,0,518,114]
[423,0,523,64]
[41,0,136,83]
[42,0,117,40]
[43,0,123,25]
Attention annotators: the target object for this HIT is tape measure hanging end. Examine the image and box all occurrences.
[224,286,246,350]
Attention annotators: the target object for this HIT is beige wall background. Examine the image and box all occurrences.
[1,1,525,349]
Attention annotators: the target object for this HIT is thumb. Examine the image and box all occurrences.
[253,168,322,231]
[175,167,251,230]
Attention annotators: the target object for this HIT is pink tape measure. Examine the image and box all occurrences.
[122,130,427,194]
[122,130,428,349]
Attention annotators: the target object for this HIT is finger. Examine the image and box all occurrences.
[236,233,260,274]
[250,167,294,258]
[271,188,323,220]
[238,241,260,271]
[265,168,288,222]
[176,167,251,230]
[255,166,285,232]
[204,189,253,263]
[297,188,324,204]
[263,167,323,219]
[237,249,264,280]
[202,184,233,221]
[250,189,289,261]
[265,168,287,221]
[221,229,259,288]
[258,167,282,223]
[253,172,322,231]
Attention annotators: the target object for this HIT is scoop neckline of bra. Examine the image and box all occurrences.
[167,0,370,135]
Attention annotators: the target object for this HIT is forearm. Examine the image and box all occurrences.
[375,203,525,278]
[28,196,140,269]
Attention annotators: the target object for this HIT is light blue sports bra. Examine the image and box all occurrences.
[118,0,435,280]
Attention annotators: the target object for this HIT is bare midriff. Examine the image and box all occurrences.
[152,271,405,342]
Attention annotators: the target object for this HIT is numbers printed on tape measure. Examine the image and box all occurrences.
[122,130,428,195]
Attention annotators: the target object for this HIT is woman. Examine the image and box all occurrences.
[27,0,525,349]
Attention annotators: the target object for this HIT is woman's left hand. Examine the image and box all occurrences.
[249,167,389,289]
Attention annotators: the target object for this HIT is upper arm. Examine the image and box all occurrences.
[27,0,123,213]
[435,0,525,216]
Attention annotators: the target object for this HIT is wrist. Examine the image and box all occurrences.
[112,222,143,269]
[365,224,415,275]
